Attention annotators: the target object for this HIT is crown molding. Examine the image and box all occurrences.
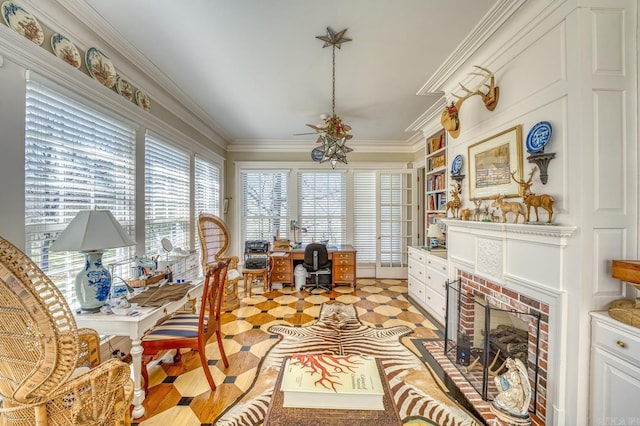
[51,0,229,149]
[228,138,418,153]
[406,96,447,135]
[416,0,527,95]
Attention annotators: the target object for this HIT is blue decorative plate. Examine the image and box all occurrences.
[526,121,552,153]
[451,154,463,175]
[311,147,324,162]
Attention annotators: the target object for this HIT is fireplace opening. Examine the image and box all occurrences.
[444,278,541,416]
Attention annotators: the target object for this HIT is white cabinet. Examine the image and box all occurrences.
[425,252,447,324]
[408,246,448,324]
[408,247,427,306]
[590,312,640,424]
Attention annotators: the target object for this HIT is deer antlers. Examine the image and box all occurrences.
[453,65,499,111]
[440,65,499,139]
[511,167,538,195]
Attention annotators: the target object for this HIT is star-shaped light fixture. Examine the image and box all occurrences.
[308,27,353,169]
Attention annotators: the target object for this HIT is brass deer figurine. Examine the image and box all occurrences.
[511,167,555,223]
[491,194,526,224]
[445,182,462,219]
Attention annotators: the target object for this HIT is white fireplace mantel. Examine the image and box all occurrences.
[443,219,577,294]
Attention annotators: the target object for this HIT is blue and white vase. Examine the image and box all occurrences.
[75,251,111,312]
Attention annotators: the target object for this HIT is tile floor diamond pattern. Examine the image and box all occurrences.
[133,279,445,425]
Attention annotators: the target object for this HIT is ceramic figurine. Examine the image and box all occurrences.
[491,194,526,224]
[460,208,471,221]
[490,358,532,425]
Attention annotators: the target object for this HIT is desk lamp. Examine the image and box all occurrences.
[427,223,445,249]
[51,210,135,312]
[610,260,640,328]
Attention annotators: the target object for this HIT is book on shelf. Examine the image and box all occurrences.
[280,353,384,410]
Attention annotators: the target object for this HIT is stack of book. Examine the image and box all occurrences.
[280,353,384,410]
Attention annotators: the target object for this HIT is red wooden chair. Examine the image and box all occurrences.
[140,261,230,392]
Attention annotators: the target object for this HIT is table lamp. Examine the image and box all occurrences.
[427,223,444,249]
[50,210,135,312]
[609,260,640,328]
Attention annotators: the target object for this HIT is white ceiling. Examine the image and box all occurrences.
[82,0,498,148]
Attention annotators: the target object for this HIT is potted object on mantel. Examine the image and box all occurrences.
[609,260,640,328]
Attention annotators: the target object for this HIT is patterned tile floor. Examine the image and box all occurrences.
[132,278,465,426]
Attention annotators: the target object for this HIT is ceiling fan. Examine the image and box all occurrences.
[295,27,354,168]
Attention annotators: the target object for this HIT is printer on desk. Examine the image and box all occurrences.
[244,240,269,269]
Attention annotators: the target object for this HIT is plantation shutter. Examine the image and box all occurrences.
[145,135,190,255]
[352,171,376,262]
[297,171,346,245]
[241,170,289,242]
[24,78,136,304]
[194,155,221,263]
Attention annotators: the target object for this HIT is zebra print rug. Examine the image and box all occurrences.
[214,302,480,425]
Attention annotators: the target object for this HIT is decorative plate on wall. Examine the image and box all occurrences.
[135,90,151,111]
[1,1,44,45]
[115,76,134,101]
[451,154,463,175]
[526,121,552,153]
[85,47,116,89]
[51,33,81,69]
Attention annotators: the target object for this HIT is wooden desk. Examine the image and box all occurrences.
[74,280,203,419]
[269,244,357,290]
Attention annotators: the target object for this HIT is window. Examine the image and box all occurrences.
[24,79,136,304]
[145,135,190,255]
[194,155,221,262]
[298,171,346,244]
[241,170,289,242]
[352,171,376,262]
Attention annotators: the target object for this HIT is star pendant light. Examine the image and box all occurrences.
[311,27,353,169]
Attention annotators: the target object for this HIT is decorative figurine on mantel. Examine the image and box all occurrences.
[445,182,462,219]
[471,198,483,221]
[491,194,526,223]
[511,167,555,223]
[490,357,532,425]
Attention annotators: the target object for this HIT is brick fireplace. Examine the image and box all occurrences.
[451,270,550,420]
[434,219,576,425]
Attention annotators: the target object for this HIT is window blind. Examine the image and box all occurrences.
[24,80,136,304]
[353,171,376,262]
[145,135,190,255]
[241,170,289,242]
[194,155,220,266]
[298,171,346,244]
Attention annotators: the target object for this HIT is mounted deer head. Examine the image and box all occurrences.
[440,65,499,139]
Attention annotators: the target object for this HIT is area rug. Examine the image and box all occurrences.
[214,302,480,426]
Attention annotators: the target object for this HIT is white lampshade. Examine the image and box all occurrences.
[427,223,444,239]
[51,210,135,252]
[50,209,135,312]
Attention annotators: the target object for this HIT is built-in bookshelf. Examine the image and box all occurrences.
[425,129,447,245]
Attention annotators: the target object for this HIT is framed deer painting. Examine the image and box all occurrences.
[468,125,523,199]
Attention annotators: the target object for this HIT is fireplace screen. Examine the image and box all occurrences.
[444,279,541,414]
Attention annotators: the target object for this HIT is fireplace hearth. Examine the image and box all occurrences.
[444,276,548,421]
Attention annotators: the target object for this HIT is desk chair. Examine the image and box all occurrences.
[302,243,332,292]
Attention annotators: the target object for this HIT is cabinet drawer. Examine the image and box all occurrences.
[271,257,290,267]
[408,258,426,281]
[409,248,426,263]
[426,256,447,274]
[331,257,356,266]
[334,272,355,282]
[426,270,447,294]
[270,272,291,282]
[593,316,640,364]
[425,289,446,324]
[271,265,291,274]
[408,276,426,305]
[333,252,355,262]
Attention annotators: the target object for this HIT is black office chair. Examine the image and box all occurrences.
[302,243,332,292]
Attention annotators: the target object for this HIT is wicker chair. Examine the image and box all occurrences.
[140,261,230,392]
[0,236,133,426]
[197,213,241,310]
